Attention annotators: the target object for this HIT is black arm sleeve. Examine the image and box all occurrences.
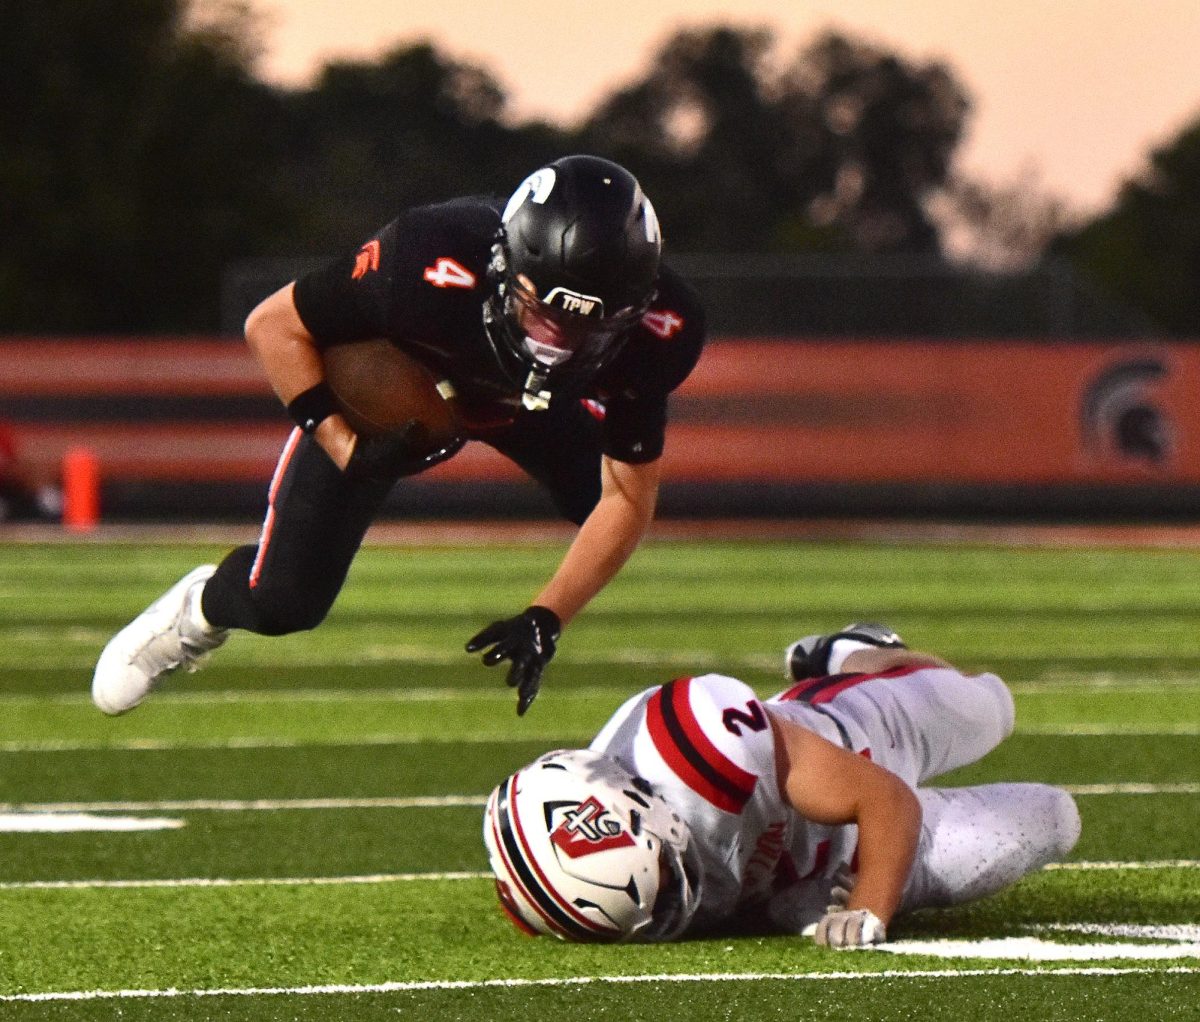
[597,265,706,464]
[602,395,669,464]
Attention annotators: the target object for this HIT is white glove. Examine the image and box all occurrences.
[814,908,887,948]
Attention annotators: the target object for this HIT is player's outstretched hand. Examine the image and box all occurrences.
[814,908,887,948]
[345,421,464,481]
[466,606,561,715]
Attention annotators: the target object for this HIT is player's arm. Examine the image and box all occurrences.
[767,709,921,943]
[533,454,660,625]
[244,282,357,470]
[466,455,659,715]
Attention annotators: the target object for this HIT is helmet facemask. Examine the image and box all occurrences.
[640,828,704,942]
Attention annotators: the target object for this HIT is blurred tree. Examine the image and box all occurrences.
[0,13,998,332]
[1054,121,1200,335]
[283,43,569,249]
[930,170,1077,272]
[579,26,970,255]
[0,1,290,331]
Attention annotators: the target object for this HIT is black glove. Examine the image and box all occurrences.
[465,605,561,715]
[344,421,464,482]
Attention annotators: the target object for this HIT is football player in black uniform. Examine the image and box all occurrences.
[93,155,706,717]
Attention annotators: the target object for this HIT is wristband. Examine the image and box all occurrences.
[287,382,339,434]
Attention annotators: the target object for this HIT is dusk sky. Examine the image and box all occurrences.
[253,1,1200,215]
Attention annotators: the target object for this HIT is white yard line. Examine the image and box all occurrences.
[0,871,490,891]
[0,734,590,753]
[0,813,183,833]
[1064,783,1200,795]
[1,669,1197,707]
[0,860,1193,893]
[1046,860,1200,871]
[3,786,1196,816]
[1,727,1196,754]
[0,796,487,813]
[1,966,1196,1003]
[0,686,628,706]
[1041,923,1200,941]
[1020,724,1200,736]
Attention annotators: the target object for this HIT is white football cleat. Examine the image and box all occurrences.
[92,565,229,715]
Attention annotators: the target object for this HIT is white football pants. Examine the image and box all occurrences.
[901,782,1081,911]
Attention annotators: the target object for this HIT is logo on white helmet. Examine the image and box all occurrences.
[549,796,636,859]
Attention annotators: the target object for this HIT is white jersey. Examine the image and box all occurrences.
[588,663,1024,931]
[589,673,856,928]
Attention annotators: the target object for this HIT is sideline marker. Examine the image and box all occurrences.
[62,446,100,532]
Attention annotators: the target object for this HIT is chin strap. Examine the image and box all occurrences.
[521,370,552,411]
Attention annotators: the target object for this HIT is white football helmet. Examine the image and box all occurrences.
[483,748,702,942]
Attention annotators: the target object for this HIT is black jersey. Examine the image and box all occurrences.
[292,197,706,463]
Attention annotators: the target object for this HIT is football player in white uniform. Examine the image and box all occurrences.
[483,624,1080,946]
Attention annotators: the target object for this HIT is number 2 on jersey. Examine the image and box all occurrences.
[722,700,768,736]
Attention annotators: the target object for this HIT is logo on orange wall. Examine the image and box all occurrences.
[1080,354,1173,466]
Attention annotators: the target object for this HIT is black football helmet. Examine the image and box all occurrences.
[484,155,662,410]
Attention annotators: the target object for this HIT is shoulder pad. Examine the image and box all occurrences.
[643,674,774,814]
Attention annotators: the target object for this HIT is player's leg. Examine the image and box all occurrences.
[93,429,393,714]
[485,399,604,525]
[777,621,1015,786]
[201,429,394,634]
[823,664,1016,786]
[900,783,1081,911]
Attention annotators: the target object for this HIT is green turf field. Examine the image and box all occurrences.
[1,537,1197,1021]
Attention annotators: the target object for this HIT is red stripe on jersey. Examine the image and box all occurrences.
[776,677,829,702]
[787,666,926,705]
[803,673,875,705]
[646,679,757,814]
[249,427,302,590]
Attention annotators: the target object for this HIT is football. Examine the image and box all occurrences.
[322,338,462,445]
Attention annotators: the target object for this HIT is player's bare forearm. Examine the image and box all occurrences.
[843,769,921,925]
[769,711,922,927]
[532,456,660,626]
[244,282,357,469]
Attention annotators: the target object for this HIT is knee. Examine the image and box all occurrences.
[1047,789,1082,861]
[980,672,1016,741]
[248,585,332,635]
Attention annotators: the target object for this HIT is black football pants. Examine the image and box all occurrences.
[200,400,604,635]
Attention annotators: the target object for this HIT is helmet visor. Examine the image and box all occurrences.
[507,275,645,369]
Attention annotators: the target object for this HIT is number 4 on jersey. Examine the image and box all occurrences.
[423,257,477,289]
